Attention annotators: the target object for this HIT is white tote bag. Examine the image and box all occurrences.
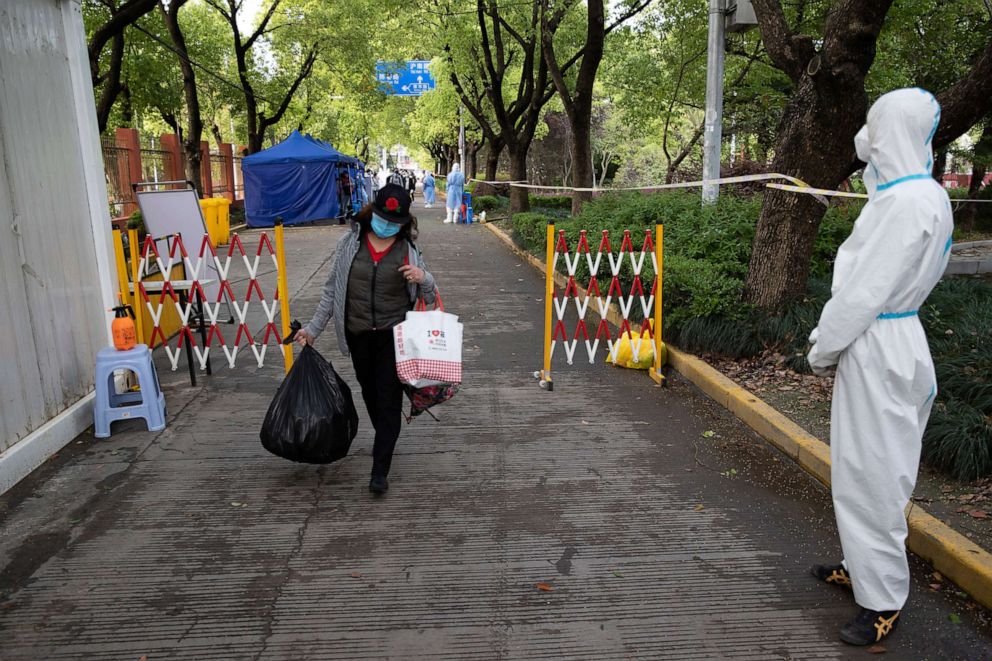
[393,295,463,388]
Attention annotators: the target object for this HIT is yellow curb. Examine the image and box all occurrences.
[484,218,992,610]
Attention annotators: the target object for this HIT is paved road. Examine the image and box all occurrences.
[1,202,990,659]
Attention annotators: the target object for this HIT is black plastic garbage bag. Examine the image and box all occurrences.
[260,345,359,463]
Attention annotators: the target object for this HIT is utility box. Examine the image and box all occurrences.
[726,0,758,32]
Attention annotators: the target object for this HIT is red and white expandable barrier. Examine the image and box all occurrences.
[537,224,665,390]
[137,232,284,371]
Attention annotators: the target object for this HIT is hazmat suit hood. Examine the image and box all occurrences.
[855,88,940,197]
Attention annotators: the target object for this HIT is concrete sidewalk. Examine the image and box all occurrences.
[1,203,990,659]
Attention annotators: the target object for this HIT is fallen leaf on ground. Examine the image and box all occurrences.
[350,572,363,579]
[230,502,246,507]
[702,430,715,438]
[536,583,554,592]
[612,571,624,578]
[967,510,989,519]
[867,645,886,654]
[929,583,942,591]
[949,613,962,624]
[694,504,706,512]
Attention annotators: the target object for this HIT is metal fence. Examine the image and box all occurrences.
[139,147,176,190]
[210,150,230,196]
[101,136,135,218]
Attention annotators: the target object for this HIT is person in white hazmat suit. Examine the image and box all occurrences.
[807,88,953,646]
[445,163,466,224]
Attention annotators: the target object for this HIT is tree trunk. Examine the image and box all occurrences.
[468,141,481,180]
[569,120,594,215]
[508,145,530,212]
[212,124,224,148]
[742,76,869,307]
[959,122,991,232]
[932,148,948,182]
[161,0,204,195]
[247,115,264,154]
[485,140,504,181]
[95,32,125,134]
[119,83,134,128]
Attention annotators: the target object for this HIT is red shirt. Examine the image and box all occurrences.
[366,236,394,264]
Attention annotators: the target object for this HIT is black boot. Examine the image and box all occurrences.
[369,475,389,495]
[839,607,900,646]
[811,563,852,589]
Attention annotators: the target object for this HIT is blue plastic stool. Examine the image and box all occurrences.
[93,344,167,438]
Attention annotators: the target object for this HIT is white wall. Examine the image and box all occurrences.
[0,0,117,493]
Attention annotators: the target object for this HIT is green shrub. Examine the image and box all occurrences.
[510,212,550,251]
[920,278,992,480]
[529,194,572,210]
[473,195,508,213]
[127,209,145,234]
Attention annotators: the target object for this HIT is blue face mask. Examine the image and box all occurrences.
[371,214,401,238]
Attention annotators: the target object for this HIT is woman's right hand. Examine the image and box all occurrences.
[295,329,315,347]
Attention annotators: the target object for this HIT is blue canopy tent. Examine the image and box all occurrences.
[242,130,364,227]
[302,135,369,209]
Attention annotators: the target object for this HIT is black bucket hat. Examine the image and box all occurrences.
[372,184,412,224]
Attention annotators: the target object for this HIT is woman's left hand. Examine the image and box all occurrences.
[399,264,425,284]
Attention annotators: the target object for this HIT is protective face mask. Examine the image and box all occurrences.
[854,125,871,163]
[371,214,401,238]
[854,125,878,197]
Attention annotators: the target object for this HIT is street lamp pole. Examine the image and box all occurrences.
[702,0,726,205]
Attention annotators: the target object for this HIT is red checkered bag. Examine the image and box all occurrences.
[393,294,463,388]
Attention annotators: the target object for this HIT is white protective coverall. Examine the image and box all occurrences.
[807,88,953,612]
[445,164,466,223]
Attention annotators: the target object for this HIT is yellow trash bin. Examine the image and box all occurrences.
[216,198,232,245]
[199,198,222,247]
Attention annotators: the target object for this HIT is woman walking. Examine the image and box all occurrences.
[296,184,438,495]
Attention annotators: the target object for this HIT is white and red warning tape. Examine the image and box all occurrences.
[470,173,992,205]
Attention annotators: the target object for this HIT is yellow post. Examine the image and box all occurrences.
[274,219,294,374]
[540,220,555,391]
[650,224,666,385]
[112,230,130,305]
[128,229,145,346]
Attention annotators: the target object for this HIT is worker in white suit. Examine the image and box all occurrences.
[445,163,465,224]
[807,88,953,646]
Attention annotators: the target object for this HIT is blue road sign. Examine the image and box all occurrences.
[376,60,436,96]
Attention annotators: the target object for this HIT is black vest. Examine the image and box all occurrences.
[346,237,411,333]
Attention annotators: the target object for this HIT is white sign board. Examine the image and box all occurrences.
[135,188,225,305]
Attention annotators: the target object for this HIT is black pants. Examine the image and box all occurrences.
[347,330,404,477]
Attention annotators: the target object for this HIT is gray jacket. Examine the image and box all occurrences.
[304,223,437,355]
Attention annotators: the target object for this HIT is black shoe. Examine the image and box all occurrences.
[811,563,852,588]
[839,607,900,646]
[369,475,389,494]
